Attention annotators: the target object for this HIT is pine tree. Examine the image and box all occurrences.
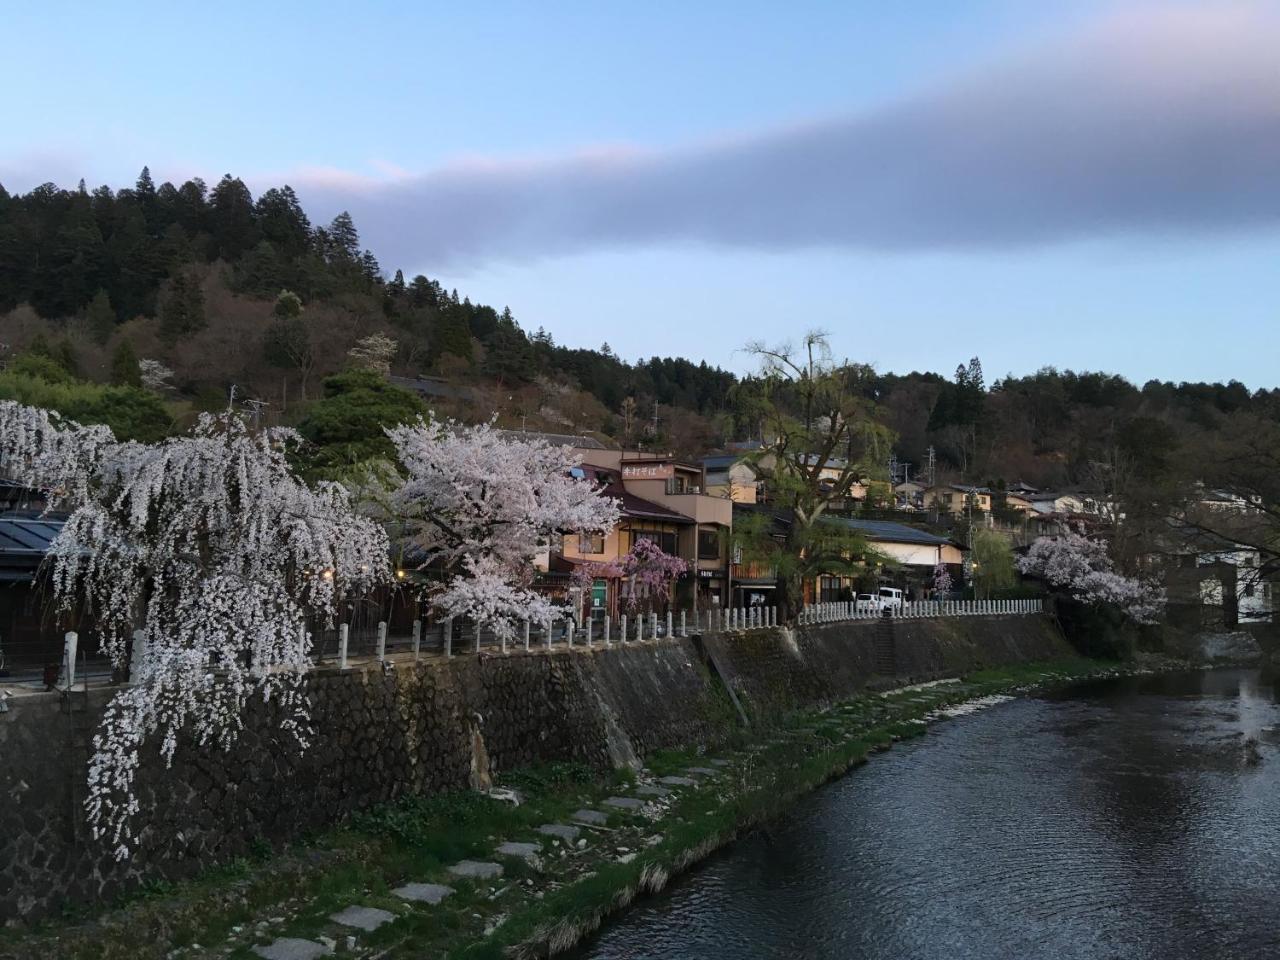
[110,339,142,387]
[327,212,359,262]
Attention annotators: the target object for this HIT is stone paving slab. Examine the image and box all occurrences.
[572,808,608,825]
[686,766,720,776]
[495,840,541,861]
[709,759,731,767]
[538,823,581,841]
[603,796,644,810]
[658,775,697,787]
[635,784,670,797]
[392,882,454,905]
[252,938,333,960]
[330,905,396,932]
[448,859,504,880]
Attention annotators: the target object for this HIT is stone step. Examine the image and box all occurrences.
[658,775,697,787]
[252,938,333,960]
[685,766,720,777]
[447,860,504,880]
[572,809,608,826]
[635,784,671,798]
[602,796,644,811]
[708,759,731,767]
[495,840,541,863]
[392,882,453,905]
[537,823,581,841]
[329,905,396,932]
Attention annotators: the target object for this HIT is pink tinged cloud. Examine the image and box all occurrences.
[292,4,1280,270]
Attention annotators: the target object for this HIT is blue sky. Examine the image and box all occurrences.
[2,1,1276,387]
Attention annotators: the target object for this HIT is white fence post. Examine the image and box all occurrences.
[130,628,146,682]
[474,621,482,653]
[523,618,531,651]
[545,619,553,649]
[604,615,611,645]
[62,631,78,689]
[444,617,454,658]
[621,614,628,642]
[585,618,593,647]
[376,621,387,661]
[680,609,687,637]
[651,612,659,640]
[338,623,349,669]
[411,619,421,659]
[666,610,673,638]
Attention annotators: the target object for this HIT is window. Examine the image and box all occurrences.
[632,529,678,555]
[578,532,605,554]
[665,476,689,495]
[698,529,721,560]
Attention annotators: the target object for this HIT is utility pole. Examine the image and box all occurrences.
[243,398,269,431]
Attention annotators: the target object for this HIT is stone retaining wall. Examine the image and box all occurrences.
[0,615,1068,922]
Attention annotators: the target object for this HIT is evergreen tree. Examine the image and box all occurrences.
[159,270,207,343]
[86,288,117,344]
[327,212,360,262]
[209,175,258,259]
[110,339,142,387]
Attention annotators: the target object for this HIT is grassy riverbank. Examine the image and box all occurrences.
[0,657,1150,960]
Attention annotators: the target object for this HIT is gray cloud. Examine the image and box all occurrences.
[295,5,1280,269]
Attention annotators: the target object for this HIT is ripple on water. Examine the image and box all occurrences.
[573,669,1280,960]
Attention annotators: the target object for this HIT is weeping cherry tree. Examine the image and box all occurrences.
[0,401,389,858]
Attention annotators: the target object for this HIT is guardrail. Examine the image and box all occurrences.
[798,598,1043,624]
[1,599,1046,695]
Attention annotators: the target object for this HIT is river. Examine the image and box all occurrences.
[574,669,1280,960]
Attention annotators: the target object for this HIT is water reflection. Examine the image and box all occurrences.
[574,670,1280,960]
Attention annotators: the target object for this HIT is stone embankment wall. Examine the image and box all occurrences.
[0,615,1070,922]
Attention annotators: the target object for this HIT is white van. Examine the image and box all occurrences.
[877,587,904,609]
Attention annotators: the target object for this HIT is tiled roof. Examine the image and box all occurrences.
[497,429,609,450]
[832,518,955,547]
[602,483,693,524]
[0,517,62,555]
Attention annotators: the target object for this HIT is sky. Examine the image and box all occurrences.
[2,1,1278,387]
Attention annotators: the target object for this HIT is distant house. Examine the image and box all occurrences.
[924,484,993,515]
[701,454,760,503]
[894,480,927,511]
[495,429,608,450]
[1159,522,1274,626]
[389,374,474,403]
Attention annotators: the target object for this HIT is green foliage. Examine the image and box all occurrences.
[159,269,206,343]
[110,339,142,387]
[273,288,303,319]
[7,352,76,384]
[297,369,427,475]
[85,288,116,344]
[0,371,171,441]
[971,527,1017,598]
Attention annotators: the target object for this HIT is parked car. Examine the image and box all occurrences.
[877,587,905,609]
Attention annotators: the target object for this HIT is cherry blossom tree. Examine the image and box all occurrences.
[0,401,389,858]
[573,538,690,615]
[931,562,954,597]
[1017,534,1164,625]
[386,417,619,639]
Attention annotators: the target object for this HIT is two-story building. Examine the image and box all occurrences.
[542,449,734,619]
[924,484,993,515]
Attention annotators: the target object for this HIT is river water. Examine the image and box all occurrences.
[575,670,1280,960]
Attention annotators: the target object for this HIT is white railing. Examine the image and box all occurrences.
[797,597,1044,625]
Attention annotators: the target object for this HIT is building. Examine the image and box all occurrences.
[701,454,760,503]
[726,505,964,606]
[924,484,993,515]
[541,449,733,618]
[0,514,78,677]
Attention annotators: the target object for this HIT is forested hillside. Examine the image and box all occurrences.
[1,170,1275,488]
